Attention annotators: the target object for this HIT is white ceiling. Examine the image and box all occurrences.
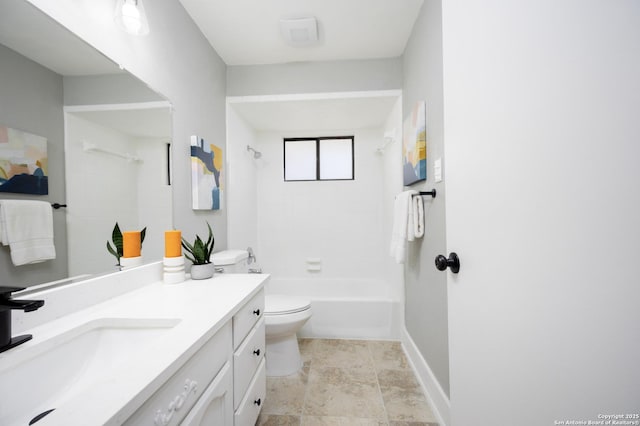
[179,0,424,66]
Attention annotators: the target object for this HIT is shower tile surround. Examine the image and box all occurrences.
[257,339,439,426]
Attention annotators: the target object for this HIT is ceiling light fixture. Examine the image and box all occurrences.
[114,0,149,36]
[279,17,319,47]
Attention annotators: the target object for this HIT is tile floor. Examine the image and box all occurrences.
[256,338,439,426]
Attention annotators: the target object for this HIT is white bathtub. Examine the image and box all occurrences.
[265,278,403,340]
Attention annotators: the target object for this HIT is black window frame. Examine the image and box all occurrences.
[283,136,355,182]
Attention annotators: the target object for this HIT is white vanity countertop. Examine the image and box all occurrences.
[1,273,267,426]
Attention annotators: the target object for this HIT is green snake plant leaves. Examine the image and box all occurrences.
[181,222,215,265]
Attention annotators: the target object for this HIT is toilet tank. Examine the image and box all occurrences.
[211,249,249,273]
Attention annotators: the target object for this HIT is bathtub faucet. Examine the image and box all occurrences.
[0,286,45,353]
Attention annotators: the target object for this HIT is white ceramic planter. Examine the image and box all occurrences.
[190,263,214,280]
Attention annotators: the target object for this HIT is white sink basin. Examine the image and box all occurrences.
[0,317,180,425]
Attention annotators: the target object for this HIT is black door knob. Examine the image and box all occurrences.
[435,252,460,273]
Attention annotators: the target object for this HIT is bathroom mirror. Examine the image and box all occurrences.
[0,0,173,286]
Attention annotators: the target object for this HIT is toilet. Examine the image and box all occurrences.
[211,250,312,377]
[263,294,312,376]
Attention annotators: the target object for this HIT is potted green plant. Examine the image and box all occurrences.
[106,222,146,266]
[181,222,215,279]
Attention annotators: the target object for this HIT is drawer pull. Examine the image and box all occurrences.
[253,308,261,316]
[254,398,262,406]
[253,348,261,356]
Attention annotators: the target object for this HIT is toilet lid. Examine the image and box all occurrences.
[265,295,311,315]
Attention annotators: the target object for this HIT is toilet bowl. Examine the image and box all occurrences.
[211,250,313,376]
[264,294,312,377]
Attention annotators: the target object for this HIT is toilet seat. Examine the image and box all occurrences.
[265,295,310,316]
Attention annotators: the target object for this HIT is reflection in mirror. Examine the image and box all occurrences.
[65,102,172,277]
[0,0,172,286]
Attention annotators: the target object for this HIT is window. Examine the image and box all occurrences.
[284,137,354,181]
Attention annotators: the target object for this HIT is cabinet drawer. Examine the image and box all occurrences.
[233,317,265,409]
[234,358,266,426]
[180,361,233,426]
[232,289,264,350]
[124,322,232,426]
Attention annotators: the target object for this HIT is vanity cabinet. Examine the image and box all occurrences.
[182,288,266,426]
[123,288,265,426]
[232,289,266,425]
[123,323,232,426]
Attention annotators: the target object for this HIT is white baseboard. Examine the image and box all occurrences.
[401,327,451,426]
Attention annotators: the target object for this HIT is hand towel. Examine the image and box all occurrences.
[0,200,56,266]
[390,190,418,263]
[407,192,416,242]
[412,194,425,239]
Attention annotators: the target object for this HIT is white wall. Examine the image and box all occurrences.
[65,114,140,275]
[255,128,396,298]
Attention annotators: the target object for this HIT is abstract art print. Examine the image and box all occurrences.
[0,126,48,195]
[402,101,427,186]
[190,135,223,210]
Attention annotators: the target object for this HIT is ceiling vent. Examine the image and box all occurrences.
[279,17,319,47]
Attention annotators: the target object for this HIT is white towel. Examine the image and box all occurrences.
[412,194,425,239]
[390,190,418,263]
[0,200,56,266]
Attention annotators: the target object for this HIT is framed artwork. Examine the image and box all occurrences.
[0,126,48,195]
[190,135,223,210]
[402,101,427,186]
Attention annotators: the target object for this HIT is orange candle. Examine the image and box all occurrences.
[123,231,141,258]
[165,230,182,258]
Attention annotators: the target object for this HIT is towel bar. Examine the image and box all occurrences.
[413,190,436,198]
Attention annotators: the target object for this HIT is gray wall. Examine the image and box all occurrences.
[402,0,450,396]
[63,74,164,105]
[0,44,68,287]
[227,57,402,96]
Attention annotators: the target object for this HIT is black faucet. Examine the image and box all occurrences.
[0,286,45,354]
